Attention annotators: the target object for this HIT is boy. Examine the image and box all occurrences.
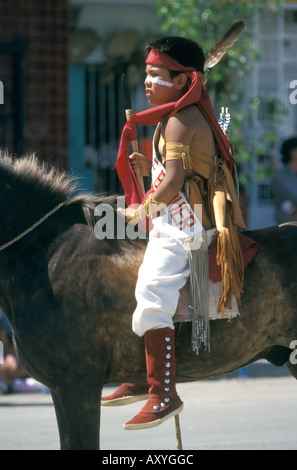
[102,36,245,430]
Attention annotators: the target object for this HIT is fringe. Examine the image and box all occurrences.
[184,231,210,355]
[209,159,245,314]
[216,211,244,313]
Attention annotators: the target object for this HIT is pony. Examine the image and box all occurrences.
[0,153,296,450]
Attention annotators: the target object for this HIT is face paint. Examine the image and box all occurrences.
[145,75,174,88]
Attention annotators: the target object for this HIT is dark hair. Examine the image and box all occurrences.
[280,137,297,164]
[146,36,205,78]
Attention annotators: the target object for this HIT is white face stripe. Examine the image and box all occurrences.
[145,75,174,88]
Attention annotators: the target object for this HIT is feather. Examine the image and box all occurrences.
[204,20,246,70]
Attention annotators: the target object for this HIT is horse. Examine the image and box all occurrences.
[0,152,296,450]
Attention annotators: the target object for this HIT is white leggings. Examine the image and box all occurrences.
[132,233,189,337]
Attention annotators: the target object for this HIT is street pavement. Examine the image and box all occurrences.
[0,363,296,450]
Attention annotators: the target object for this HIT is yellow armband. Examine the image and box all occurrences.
[125,194,166,224]
[165,142,192,171]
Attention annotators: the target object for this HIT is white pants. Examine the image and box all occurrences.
[132,230,189,337]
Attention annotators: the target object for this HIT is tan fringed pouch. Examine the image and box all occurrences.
[210,159,246,313]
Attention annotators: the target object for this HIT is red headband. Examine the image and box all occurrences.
[146,49,197,74]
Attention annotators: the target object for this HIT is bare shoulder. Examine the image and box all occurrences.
[164,105,200,145]
[164,105,216,156]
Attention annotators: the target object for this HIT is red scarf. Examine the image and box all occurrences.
[116,49,234,207]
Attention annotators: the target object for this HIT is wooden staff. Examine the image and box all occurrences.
[174,415,183,450]
[122,74,145,198]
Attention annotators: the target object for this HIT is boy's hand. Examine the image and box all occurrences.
[129,152,151,177]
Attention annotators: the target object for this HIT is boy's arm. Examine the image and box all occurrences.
[152,112,195,205]
[124,112,195,222]
[152,159,185,205]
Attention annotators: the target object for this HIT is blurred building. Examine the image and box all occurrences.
[0,1,296,228]
[245,1,297,228]
[69,0,297,228]
[69,0,160,192]
[0,1,69,169]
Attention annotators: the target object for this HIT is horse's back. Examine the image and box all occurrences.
[174,223,297,381]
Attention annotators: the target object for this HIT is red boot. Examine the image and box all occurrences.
[123,327,183,430]
[101,383,149,407]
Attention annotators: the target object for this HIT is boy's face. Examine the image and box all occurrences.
[144,64,185,106]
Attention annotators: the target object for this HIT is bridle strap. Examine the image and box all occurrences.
[0,200,69,252]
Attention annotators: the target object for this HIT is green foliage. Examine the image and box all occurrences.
[155,0,284,187]
[155,0,282,95]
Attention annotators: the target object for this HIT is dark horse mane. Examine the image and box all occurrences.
[0,152,122,236]
[0,152,77,199]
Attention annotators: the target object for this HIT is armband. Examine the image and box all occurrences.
[165,142,192,171]
[125,194,166,224]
